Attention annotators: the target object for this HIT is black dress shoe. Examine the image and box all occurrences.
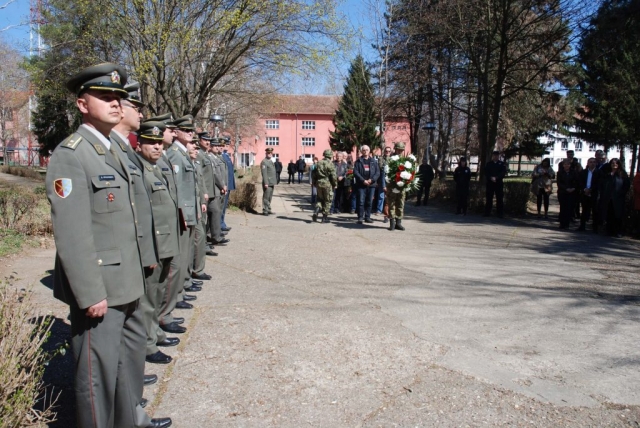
[211,238,229,245]
[146,351,172,364]
[141,398,148,408]
[160,322,186,334]
[191,279,204,286]
[157,337,180,347]
[146,417,172,428]
[175,301,193,310]
[143,374,158,386]
[206,250,218,256]
[192,272,212,280]
[222,227,232,232]
[183,294,197,301]
[184,285,201,292]
[172,317,185,324]
[221,231,228,236]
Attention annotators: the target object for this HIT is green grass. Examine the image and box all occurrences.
[0,229,26,257]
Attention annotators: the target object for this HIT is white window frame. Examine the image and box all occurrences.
[561,140,568,151]
[301,137,316,146]
[589,142,597,151]
[266,120,279,129]
[575,141,582,152]
[303,154,315,163]
[265,136,279,146]
[302,120,316,130]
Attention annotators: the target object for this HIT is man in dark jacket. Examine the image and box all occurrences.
[416,160,435,206]
[353,145,380,224]
[296,156,306,183]
[453,156,472,215]
[287,160,296,184]
[484,150,506,217]
[578,157,600,231]
[274,158,283,184]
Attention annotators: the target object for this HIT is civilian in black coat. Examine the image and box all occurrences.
[578,157,600,231]
[274,159,283,184]
[453,157,472,215]
[598,158,631,237]
[287,160,296,184]
[556,159,580,229]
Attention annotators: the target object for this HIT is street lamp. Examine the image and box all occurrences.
[421,122,436,164]
[209,114,224,138]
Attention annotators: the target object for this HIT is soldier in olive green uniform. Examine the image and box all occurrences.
[209,138,230,243]
[135,122,181,365]
[386,142,408,231]
[191,133,209,279]
[46,63,170,428]
[261,147,278,215]
[312,149,337,223]
[147,113,189,334]
[195,133,218,257]
[166,116,199,311]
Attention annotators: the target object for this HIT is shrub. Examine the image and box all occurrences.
[229,166,261,212]
[0,166,44,181]
[0,186,52,236]
[0,283,57,427]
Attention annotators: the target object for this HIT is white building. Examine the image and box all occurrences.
[539,128,634,173]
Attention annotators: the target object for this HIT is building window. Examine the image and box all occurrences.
[272,153,279,161]
[561,140,568,151]
[303,154,315,162]
[265,137,279,146]
[265,120,279,129]
[302,137,315,146]
[589,142,596,151]
[302,121,315,130]
[575,141,582,152]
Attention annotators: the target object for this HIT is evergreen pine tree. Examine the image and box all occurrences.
[330,55,381,153]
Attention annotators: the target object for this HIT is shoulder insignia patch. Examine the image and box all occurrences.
[53,178,72,198]
[92,144,106,155]
[62,135,83,150]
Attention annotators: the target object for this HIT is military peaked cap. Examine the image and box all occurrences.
[173,115,195,130]
[66,62,128,97]
[124,81,144,107]
[148,113,176,128]
[138,121,166,141]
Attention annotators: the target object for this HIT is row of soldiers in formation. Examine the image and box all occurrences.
[45,63,234,428]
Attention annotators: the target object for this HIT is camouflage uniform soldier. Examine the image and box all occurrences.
[387,142,408,231]
[312,149,337,223]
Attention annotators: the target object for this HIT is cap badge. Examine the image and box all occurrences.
[110,71,121,84]
[152,126,160,136]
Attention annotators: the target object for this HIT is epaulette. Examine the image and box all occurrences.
[117,140,127,152]
[61,135,83,150]
[146,165,153,171]
[92,143,106,155]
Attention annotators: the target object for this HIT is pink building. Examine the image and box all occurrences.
[232,95,411,167]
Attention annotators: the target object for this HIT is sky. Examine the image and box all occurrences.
[0,0,381,95]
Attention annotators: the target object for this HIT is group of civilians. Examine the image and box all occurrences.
[531,149,640,237]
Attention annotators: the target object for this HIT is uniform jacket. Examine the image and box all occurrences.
[353,156,380,187]
[46,125,144,309]
[193,154,206,217]
[158,155,178,205]
[166,142,197,226]
[137,156,180,260]
[261,158,277,186]
[210,153,226,197]
[222,151,235,190]
[484,160,506,184]
[313,159,337,188]
[454,166,471,190]
[111,131,157,267]
[199,149,215,198]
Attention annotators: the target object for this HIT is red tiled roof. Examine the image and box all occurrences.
[262,95,339,116]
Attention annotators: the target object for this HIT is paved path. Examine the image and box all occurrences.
[9,183,640,427]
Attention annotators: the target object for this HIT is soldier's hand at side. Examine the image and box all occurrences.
[201,204,207,213]
[264,184,268,189]
[86,299,108,318]
[149,264,157,270]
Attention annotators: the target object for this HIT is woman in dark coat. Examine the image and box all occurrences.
[453,156,471,215]
[599,158,631,237]
[556,159,579,229]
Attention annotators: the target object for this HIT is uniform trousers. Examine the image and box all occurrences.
[193,213,207,275]
[70,301,150,428]
[141,260,171,355]
[158,254,182,328]
[221,191,230,229]
[263,185,274,214]
[207,196,223,242]
[178,226,194,300]
[484,181,504,216]
[315,184,333,215]
[387,190,406,219]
